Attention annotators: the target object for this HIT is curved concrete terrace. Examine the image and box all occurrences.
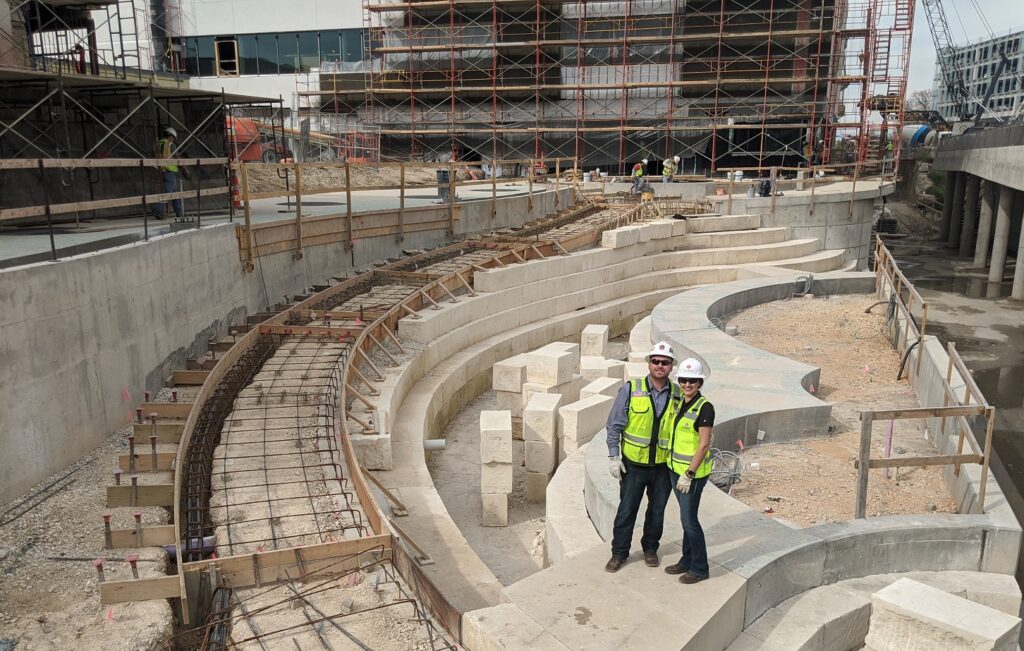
[506,272,1022,650]
[368,217,847,624]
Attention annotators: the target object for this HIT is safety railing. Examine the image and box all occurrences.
[873,234,928,378]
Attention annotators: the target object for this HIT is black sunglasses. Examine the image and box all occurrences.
[649,358,673,367]
[678,378,701,385]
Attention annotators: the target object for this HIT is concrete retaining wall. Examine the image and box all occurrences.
[0,187,570,503]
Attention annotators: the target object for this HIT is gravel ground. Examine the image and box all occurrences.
[725,294,959,526]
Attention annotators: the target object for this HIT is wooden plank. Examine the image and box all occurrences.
[117,452,177,472]
[0,157,226,170]
[109,524,176,548]
[138,402,193,419]
[100,574,181,604]
[866,405,986,421]
[171,370,209,386]
[856,453,981,469]
[182,534,392,589]
[106,484,175,507]
[292,308,388,321]
[257,324,361,339]
[855,414,872,519]
[132,422,183,443]
[0,187,227,221]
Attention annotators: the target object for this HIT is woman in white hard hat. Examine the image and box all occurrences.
[663,357,715,584]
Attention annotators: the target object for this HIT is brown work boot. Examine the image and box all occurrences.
[664,562,689,575]
[644,551,659,567]
[679,572,708,584]
[604,556,626,573]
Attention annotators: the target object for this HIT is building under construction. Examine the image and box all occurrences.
[305,0,915,172]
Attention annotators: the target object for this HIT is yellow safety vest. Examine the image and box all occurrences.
[663,159,676,176]
[622,378,678,465]
[666,395,712,478]
[157,138,178,172]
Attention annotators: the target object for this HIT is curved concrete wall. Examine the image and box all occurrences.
[0,187,570,503]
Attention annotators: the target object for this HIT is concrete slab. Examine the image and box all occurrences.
[580,377,623,399]
[494,354,530,393]
[580,324,610,357]
[526,349,575,386]
[524,393,562,443]
[739,583,869,651]
[463,604,571,651]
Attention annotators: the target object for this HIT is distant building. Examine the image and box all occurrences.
[932,29,1024,120]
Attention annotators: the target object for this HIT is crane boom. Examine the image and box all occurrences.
[921,0,974,120]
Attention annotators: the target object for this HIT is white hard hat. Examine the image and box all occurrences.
[641,158,648,165]
[673,155,680,163]
[676,358,705,380]
[163,127,177,138]
[645,341,676,363]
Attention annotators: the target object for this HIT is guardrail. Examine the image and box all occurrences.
[873,234,928,378]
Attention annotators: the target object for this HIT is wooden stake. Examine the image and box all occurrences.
[348,363,380,395]
[294,163,304,259]
[366,331,400,366]
[345,162,352,248]
[398,162,405,242]
[455,272,476,297]
[978,407,996,512]
[855,412,872,519]
[240,164,255,272]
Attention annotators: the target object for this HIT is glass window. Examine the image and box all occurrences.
[256,34,278,75]
[320,31,341,65]
[184,38,199,76]
[278,32,298,73]
[298,31,318,71]
[196,36,214,76]
[215,38,238,76]
[238,35,258,75]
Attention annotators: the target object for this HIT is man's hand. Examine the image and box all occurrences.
[180,167,192,180]
[676,472,693,494]
[609,457,626,480]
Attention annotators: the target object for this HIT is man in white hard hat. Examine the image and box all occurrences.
[630,158,648,195]
[663,357,716,584]
[154,126,187,220]
[662,154,680,183]
[603,340,681,572]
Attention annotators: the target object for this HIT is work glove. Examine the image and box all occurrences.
[676,472,693,494]
[609,457,626,480]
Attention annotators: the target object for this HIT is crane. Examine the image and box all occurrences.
[920,0,974,120]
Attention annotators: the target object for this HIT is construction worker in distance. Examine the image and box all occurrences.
[662,155,680,183]
[604,341,681,572]
[154,126,189,220]
[630,158,647,194]
[664,357,716,585]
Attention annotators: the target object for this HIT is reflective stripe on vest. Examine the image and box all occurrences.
[667,396,711,478]
[158,138,178,172]
[622,378,677,465]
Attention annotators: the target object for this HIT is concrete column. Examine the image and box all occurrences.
[1014,209,1024,300]
[973,180,996,268]
[958,175,981,257]
[939,171,957,240]
[947,172,967,248]
[989,184,1013,282]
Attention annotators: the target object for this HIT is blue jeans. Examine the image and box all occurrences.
[671,471,709,577]
[610,459,672,558]
[156,170,182,218]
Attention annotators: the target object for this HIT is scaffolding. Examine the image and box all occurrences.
[341,0,913,174]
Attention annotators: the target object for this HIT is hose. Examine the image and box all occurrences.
[896,338,922,381]
[793,274,813,297]
[709,448,743,491]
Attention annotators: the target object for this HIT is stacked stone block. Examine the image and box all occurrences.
[523,393,562,503]
[559,394,614,461]
[480,410,512,527]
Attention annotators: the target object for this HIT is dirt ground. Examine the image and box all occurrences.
[0,417,175,650]
[247,165,457,195]
[725,294,959,526]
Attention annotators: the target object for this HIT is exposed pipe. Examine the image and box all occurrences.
[423,439,445,451]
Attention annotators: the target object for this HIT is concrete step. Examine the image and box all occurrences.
[728,583,869,651]
[684,213,760,233]
[770,249,846,274]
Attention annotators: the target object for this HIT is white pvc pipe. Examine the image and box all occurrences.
[424,439,446,451]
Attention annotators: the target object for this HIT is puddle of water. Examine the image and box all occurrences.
[913,276,1011,299]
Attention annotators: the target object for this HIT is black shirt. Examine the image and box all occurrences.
[675,392,715,430]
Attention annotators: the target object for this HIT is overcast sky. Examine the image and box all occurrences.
[907,0,1024,92]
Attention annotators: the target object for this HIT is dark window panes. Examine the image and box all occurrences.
[238,35,258,75]
[278,33,297,73]
[298,31,318,71]
[341,29,361,62]
[185,38,199,76]
[256,34,278,74]
[320,31,341,64]
[196,36,215,76]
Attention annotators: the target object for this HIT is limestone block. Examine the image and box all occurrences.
[481,493,508,527]
[580,357,626,381]
[541,341,580,373]
[525,440,557,474]
[522,374,586,409]
[493,354,529,393]
[560,438,579,462]
[580,324,610,357]
[601,226,639,249]
[645,220,674,240]
[526,349,575,386]
[526,471,552,503]
[580,377,623,399]
[495,390,522,419]
[480,410,512,464]
[481,462,514,494]
[560,395,614,445]
[524,393,562,443]
[627,351,646,364]
[671,219,688,236]
[637,223,653,242]
[624,362,649,380]
[864,578,1021,651]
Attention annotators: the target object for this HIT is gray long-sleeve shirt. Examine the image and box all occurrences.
[606,375,674,459]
